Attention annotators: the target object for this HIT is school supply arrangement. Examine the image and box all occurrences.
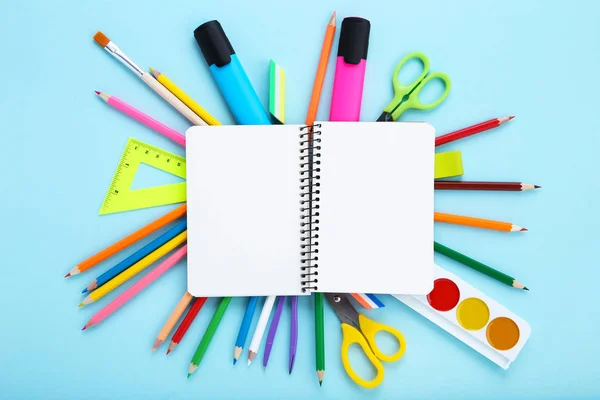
[65,11,540,391]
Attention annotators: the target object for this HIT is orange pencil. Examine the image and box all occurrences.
[152,291,193,351]
[434,212,527,232]
[65,204,187,277]
[305,11,337,126]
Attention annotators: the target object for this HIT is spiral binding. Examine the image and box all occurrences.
[299,124,322,293]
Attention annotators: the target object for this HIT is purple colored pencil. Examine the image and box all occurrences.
[263,296,285,369]
[289,296,299,373]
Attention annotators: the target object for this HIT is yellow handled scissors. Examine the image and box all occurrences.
[377,52,451,122]
[326,293,406,388]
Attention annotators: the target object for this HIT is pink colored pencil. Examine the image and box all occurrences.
[82,245,188,330]
[95,91,186,146]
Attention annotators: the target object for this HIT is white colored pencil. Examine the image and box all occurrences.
[247,296,276,365]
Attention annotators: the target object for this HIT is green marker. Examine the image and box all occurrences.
[187,297,232,378]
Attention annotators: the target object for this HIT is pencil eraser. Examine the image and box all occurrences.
[434,150,464,179]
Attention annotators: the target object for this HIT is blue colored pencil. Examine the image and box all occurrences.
[233,296,259,365]
[81,220,187,293]
[263,296,285,369]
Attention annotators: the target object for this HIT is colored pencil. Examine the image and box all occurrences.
[248,296,276,365]
[305,13,336,387]
[82,245,188,330]
[305,11,336,125]
[82,220,187,293]
[434,242,528,290]
[153,291,193,351]
[188,297,232,378]
[92,31,207,126]
[150,68,221,126]
[289,296,299,374]
[79,231,187,307]
[435,181,540,191]
[315,293,325,385]
[65,204,186,277]
[434,212,526,232]
[263,296,285,369]
[95,91,186,146]
[167,296,208,354]
[435,116,514,147]
[233,296,259,365]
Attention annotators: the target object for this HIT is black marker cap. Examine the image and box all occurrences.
[194,20,235,67]
[337,17,371,65]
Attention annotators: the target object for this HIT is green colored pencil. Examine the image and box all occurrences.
[434,242,528,290]
[187,297,232,378]
[315,293,325,385]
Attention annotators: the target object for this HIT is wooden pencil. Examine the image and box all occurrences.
[435,116,514,147]
[435,181,540,191]
[65,204,186,277]
[82,220,186,293]
[306,12,336,387]
[248,296,276,366]
[188,297,232,378]
[150,68,221,126]
[167,296,208,355]
[153,291,193,351]
[233,296,259,365]
[434,241,528,290]
[79,231,187,307]
[82,245,188,330]
[305,11,336,126]
[434,212,527,232]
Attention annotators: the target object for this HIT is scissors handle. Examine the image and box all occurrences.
[358,314,406,362]
[340,323,385,389]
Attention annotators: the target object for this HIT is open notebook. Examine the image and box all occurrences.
[186,122,434,297]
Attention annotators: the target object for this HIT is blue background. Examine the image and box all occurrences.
[1,0,598,399]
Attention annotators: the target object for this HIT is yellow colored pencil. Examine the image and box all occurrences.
[79,231,187,307]
[150,68,221,126]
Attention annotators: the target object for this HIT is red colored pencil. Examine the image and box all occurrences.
[435,116,514,147]
[434,181,540,191]
[167,297,208,355]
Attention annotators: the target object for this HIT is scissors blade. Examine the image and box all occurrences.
[376,111,394,122]
[325,293,361,329]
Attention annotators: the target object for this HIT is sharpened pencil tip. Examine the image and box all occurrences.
[81,288,88,294]
[81,325,86,331]
[64,272,71,278]
[78,303,84,308]
[520,227,528,231]
[319,381,323,387]
[524,287,529,291]
[509,115,515,120]
[94,91,100,95]
[166,349,171,355]
[233,359,237,365]
[187,373,191,379]
[534,185,541,189]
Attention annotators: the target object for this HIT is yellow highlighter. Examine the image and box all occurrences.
[79,231,187,306]
[150,68,221,126]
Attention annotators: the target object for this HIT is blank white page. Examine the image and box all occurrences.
[315,122,434,295]
[185,125,304,297]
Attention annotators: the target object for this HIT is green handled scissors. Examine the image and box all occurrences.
[326,293,406,389]
[377,52,451,122]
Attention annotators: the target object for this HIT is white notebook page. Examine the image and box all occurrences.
[315,122,434,294]
[186,125,303,296]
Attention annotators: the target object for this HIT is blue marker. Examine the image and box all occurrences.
[194,21,271,125]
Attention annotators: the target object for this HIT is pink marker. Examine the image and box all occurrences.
[329,17,371,121]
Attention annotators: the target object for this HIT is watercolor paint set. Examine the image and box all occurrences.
[393,264,531,369]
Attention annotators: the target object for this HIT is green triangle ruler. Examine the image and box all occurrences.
[99,138,187,215]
